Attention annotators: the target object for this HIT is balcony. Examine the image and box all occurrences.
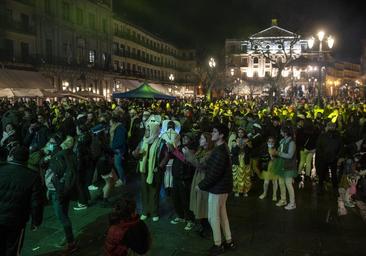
[13,0,35,6]
[0,19,36,35]
[113,30,195,61]
[88,0,111,8]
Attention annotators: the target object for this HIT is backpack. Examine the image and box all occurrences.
[49,149,77,196]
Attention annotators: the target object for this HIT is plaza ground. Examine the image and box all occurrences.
[23,176,366,256]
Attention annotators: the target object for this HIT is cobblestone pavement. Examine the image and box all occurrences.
[23,176,366,256]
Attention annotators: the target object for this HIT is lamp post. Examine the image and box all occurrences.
[308,31,334,105]
[169,73,175,95]
[207,57,216,100]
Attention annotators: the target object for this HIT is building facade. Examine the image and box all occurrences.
[225,20,363,98]
[0,0,197,99]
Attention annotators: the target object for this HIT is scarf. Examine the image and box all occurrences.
[139,123,161,184]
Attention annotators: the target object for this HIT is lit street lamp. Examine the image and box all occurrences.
[308,30,335,105]
[169,73,175,95]
[209,57,216,68]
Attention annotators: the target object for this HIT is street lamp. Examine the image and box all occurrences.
[308,30,335,105]
[209,57,216,68]
[169,73,175,95]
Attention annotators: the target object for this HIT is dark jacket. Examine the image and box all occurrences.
[23,125,48,153]
[315,130,343,163]
[171,146,195,180]
[0,162,44,228]
[111,124,127,155]
[199,143,233,194]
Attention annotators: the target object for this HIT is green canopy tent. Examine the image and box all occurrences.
[112,83,176,100]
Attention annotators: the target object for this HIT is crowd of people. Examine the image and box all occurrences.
[1,96,366,256]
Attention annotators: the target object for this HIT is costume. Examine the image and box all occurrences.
[137,117,167,218]
[272,136,297,209]
[231,138,251,195]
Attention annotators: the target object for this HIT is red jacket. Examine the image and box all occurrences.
[104,216,140,256]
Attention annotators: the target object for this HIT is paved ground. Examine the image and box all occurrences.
[22,175,366,256]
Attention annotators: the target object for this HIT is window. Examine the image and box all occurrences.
[265,58,271,63]
[88,13,96,30]
[21,14,29,30]
[240,44,247,53]
[4,39,14,60]
[46,39,52,60]
[6,8,13,23]
[62,2,70,22]
[45,0,51,14]
[241,57,248,67]
[253,57,259,64]
[112,42,118,54]
[21,42,29,62]
[102,18,107,33]
[114,60,119,71]
[89,50,95,63]
[76,8,83,25]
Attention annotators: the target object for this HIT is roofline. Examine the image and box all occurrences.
[250,25,299,39]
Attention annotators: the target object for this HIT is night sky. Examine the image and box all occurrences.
[114,0,366,64]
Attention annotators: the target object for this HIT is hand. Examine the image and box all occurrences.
[182,146,188,155]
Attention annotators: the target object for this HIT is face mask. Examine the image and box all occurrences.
[267,143,274,148]
[48,143,55,152]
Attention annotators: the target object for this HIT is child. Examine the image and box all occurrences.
[105,198,151,256]
[258,137,278,201]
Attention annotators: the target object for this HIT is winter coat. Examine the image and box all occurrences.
[0,162,44,229]
[198,143,233,194]
[316,130,343,163]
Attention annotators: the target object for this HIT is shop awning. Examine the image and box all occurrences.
[0,69,53,89]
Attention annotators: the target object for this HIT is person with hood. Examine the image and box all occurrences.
[0,145,44,256]
[133,117,166,222]
[315,122,343,195]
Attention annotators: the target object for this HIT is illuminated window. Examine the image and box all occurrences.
[89,50,95,63]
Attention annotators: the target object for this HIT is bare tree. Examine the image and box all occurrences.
[250,35,300,105]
